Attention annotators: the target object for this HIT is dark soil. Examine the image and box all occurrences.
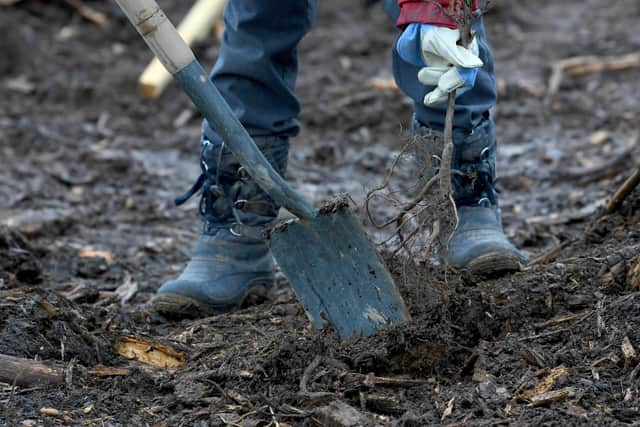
[1,0,640,426]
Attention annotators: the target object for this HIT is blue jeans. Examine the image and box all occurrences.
[202,0,497,143]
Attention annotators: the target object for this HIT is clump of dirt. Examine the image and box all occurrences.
[0,226,43,287]
[0,288,113,366]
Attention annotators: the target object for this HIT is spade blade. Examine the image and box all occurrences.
[269,201,410,340]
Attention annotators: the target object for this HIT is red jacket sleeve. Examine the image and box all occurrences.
[396,0,478,29]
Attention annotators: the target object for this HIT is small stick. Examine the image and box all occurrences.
[600,167,640,217]
[0,354,64,388]
[527,387,576,407]
[548,52,640,94]
[528,238,578,267]
[63,0,108,29]
[356,372,431,387]
[299,356,322,393]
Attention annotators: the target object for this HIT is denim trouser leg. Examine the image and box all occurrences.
[202,0,318,143]
[383,2,497,134]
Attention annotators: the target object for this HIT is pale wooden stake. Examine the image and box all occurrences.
[138,0,227,99]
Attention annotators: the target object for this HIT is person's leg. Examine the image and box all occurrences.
[391,15,524,274]
[155,0,318,317]
[202,0,318,142]
[380,0,401,24]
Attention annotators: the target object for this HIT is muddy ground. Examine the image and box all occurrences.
[1,0,640,425]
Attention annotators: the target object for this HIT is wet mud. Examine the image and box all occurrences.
[1,0,640,425]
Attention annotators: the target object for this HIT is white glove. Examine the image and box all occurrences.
[396,24,483,106]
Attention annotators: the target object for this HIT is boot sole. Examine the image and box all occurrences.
[465,251,524,276]
[152,293,229,319]
[152,283,272,319]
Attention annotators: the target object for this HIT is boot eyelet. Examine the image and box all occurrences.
[477,197,490,207]
[237,166,250,180]
[234,199,248,210]
[480,147,490,160]
[229,223,243,237]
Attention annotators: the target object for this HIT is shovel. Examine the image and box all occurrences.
[115,0,410,339]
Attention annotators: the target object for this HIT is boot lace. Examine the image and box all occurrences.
[455,147,497,207]
[174,141,250,235]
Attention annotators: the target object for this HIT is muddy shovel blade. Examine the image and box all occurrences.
[269,202,410,340]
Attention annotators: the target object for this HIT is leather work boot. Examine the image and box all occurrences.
[414,119,525,275]
[153,135,289,318]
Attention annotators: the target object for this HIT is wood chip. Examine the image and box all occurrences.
[5,75,36,94]
[441,397,455,421]
[39,407,73,422]
[368,77,399,91]
[528,387,576,407]
[589,130,611,145]
[566,402,587,417]
[87,367,129,377]
[114,336,187,369]
[39,407,62,417]
[114,275,138,304]
[349,372,431,387]
[621,336,637,365]
[521,366,569,399]
[78,247,113,263]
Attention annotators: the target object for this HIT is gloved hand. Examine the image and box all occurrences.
[396,23,483,106]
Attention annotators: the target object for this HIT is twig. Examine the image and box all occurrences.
[0,354,64,387]
[63,0,109,29]
[364,137,415,228]
[519,310,594,342]
[351,372,431,387]
[299,356,322,393]
[528,387,576,407]
[548,52,640,94]
[529,238,578,266]
[600,167,640,216]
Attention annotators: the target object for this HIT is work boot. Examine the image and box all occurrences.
[414,119,525,275]
[153,135,289,318]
